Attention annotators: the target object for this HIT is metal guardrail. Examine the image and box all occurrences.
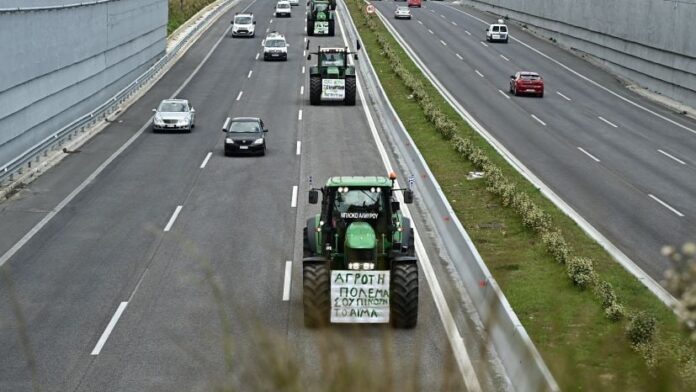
[0,0,233,186]
[339,2,559,390]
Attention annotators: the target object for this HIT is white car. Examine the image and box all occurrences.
[486,19,508,43]
[152,99,195,133]
[288,0,299,5]
[231,13,255,37]
[394,6,411,19]
[275,1,291,17]
[263,32,289,61]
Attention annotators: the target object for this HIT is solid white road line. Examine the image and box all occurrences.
[658,149,686,165]
[298,109,303,120]
[531,114,546,126]
[291,186,298,208]
[300,86,304,95]
[499,54,509,61]
[255,53,259,60]
[222,117,231,131]
[0,15,239,268]
[428,29,434,34]
[577,147,600,162]
[649,194,685,217]
[247,70,253,78]
[296,141,302,155]
[200,152,212,169]
[440,2,696,137]
[556,91,572,101]
[598,116,618,128]
[497,89,511,99]
[302,66,305,74]
[282,261,292,301]
[440,40,447,46]
[455,53,463,60]
[91,302,128,355]
[164,206,183,232]
[464,30,471,35]
[335,11,481,391]
[474,70,484,78]
[236,91,243,101]
[480,41,488,47]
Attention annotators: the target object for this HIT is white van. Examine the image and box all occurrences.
[486,19,508,43]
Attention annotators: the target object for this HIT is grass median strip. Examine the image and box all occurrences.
[345,0,696,389]
[168,0,219,35]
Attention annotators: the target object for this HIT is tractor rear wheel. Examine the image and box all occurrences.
[303,262,330,328]
[307,20,314,36]
[310,76,322,105]
[391,263,418,328]
[328,20,335,36]
[344,76,356,106]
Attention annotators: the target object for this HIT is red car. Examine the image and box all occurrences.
[509,72,544,97]
[407,0,421,8]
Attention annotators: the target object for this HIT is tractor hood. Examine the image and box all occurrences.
[345,222,376,250]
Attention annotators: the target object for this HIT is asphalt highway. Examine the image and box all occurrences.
[0,0,507,390]
[372,0,696,281]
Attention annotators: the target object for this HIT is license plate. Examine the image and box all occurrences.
[526,89,536,92]
[272,53,279,56]
[493,34,500,39]
[240,146,249,150]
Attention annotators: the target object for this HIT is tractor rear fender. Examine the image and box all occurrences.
[392,255,418,266]
[344,67,356,76]
[397,216,412,247]
[305,215,321,255]
[303,256,329,265]
[309,66,321,76]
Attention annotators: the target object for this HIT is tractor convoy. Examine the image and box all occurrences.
[306,40,359,105]
[302,175,419,329]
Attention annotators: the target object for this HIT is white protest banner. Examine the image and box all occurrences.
[331,271,390,323]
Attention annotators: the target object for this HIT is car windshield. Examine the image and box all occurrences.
[397,6,408,11]
[158,102,187,112]
[228,121,260,133]
[320,52,345,66]
[235,16,252,24]
[266,39,286,47]
[277,3,290,8]
[500,26,507,32]
[314,4,328,12]
[520,74,540,80]
[333,189,384,215]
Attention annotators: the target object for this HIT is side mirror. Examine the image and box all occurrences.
[286,43,290,47]
[190,108,195,113]
[306,40,310,50]
[356,40,361,51]
[152,108,157,112]
[221,128,227,133]
[307,54,311,60]
[231,21,234,24]
[403,190,414,204]
[510,75,515,79]
[391,201,400,212]
[263,128,268,133]
[485,28,489,31]
[253,21,256,24]
[309,190,319,204]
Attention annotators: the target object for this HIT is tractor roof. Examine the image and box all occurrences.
[319,47,346,53]
[326,176,391,187]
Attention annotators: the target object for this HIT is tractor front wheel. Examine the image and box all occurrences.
[309,76,322,105]
[303,262,330,328]
[391,263,418,328]
[344,76,356,106]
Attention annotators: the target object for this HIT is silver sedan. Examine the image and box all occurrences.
[152,99,196,132]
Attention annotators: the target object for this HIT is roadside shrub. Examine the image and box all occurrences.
[566,257,596,289]
[541,230,571,265]
[596,280,618,308]
[627,311,657,345]
[605,302,625,322]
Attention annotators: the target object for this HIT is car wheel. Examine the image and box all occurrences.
[504,38,508,43]
[538,91,544,98]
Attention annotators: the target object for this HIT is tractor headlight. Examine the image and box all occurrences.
[252,138,264,145]
[225,138,235,144]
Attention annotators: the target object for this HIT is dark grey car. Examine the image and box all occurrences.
[222,117,268,156]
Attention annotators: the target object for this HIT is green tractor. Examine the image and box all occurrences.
[302,174,419,329]
[306,0,335,36]
[306,41,360,105]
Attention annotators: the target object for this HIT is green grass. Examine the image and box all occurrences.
[345,1,696,389]
[168,0,218,36]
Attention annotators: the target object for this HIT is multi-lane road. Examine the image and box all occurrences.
[0,0,510,390]
[372,0,696,281]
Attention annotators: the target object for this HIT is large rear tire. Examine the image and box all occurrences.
[303,263,330,328]
[307,20,314,36]
[344,76,356,106]
[328,20,335,36]
[310,76,322,105]
[391,263,418,328]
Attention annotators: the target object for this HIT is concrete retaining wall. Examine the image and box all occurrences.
[0,0,167,167]
[464,0,696,107]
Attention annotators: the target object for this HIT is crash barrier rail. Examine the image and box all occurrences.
[339,1,559,390]
[0,0,235,187]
